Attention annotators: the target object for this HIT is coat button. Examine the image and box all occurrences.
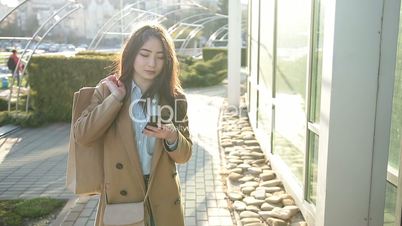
[116,163,123,169]
[120,190,127,196]
[174,198,181,205]
[172,172,177,178]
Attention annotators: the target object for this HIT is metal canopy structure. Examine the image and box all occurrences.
[0,0,228,113]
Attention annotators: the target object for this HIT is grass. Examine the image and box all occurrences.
[0,197,67,226]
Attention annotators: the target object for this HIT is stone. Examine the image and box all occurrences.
[233,200,247,211]
[250,152,265,158]
[228,192,243,201]
[229,159,244,164]
[253,188,266,200]
[265,195,283,204]
[238,163,252,169]
[241,156,256,160]
[247,146,261,152]
[244,223,266,226]
[262,186,282,193]
[245,205,260,213]
[290,222,308,226]
[264,207,294,221]
[228,155,241,160]
[248,167,263,175]
[229,172,243,181]
[239,176,255,182]
[233,139,245,145]
[260,172,276,181]
[240,211,260,219]
[266,217,288,226]
[222,141,233,147]
[241,218,261,224]
[282,198,296,206]
[243,196,265,206]
[245,140,260,146]
[252,159,266,164]
[283,205,299,216]
[226,163,237,169]
[261,202,276,211]
[273,190,286,196]
[241,186,255,195]
[243,134,255,140]
[240,181,260,188]
[261,179,282,187]
[231,168,243,174]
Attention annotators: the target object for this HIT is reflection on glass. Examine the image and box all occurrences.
[310,0,324,123]
[383,182,397,226]
[273,0,310,182]
[257,0,275,151]
[307,132,319,204]
[388,5,402,171]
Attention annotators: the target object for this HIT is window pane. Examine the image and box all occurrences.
[273,0,310,182]
[388,3,402,172]
[383,182,397,226]
[307,131,319,204]
[257,0,275,152]
[309,0,324,123]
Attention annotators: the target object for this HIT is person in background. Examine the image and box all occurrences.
[7,49,23,86]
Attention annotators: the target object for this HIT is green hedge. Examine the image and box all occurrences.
[17,50,228,124]
[180,53,227,87]
[202,47,247,67]
[75,51,119,57]
[28,55,116,122]
[0,111,46,127]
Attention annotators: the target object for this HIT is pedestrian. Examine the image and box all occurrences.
[7,49,23,86]
[74,23,192,226]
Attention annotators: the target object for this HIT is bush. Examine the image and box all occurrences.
[28,55,116,122]
[75,51,119,57]
[202,47,247,67]
[0,111,46,127]
[180,53,227,87]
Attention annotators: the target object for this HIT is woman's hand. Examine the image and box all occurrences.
[143,122,178,144]
[102,74,126,102]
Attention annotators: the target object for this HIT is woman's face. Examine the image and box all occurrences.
[133,36,165,83]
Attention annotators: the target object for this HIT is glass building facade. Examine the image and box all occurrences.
[243,0,401,225]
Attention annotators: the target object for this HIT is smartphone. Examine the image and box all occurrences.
[146,115,159,128]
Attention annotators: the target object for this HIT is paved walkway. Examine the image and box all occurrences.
[0,84,234,226]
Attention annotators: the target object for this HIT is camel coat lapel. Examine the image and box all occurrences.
[115,94,146,195]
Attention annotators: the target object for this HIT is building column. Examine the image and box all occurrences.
[228,0,241,107]
[316,0,395,225]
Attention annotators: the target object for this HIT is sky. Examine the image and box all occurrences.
[0,0,19,8]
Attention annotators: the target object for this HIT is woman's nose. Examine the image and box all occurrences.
[148,57,156,67]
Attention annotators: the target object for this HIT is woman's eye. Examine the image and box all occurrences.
[157,56,164,60]
[140,53,149,57]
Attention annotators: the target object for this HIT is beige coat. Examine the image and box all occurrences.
[74,82,192,226]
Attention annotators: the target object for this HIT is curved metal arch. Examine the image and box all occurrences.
[172,14,224,40]
[0,0,30,24]
[5,1,83,112]
[205,24,228,47]
[90,2,205,50]
[167,12,216,35]
[178,15,227,53]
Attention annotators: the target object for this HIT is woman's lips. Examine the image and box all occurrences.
[145,70,156,74]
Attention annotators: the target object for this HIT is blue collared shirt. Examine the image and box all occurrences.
[130,81,177,175]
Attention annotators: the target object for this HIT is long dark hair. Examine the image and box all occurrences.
[116,23,182,108]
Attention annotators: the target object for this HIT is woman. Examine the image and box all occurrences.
[74,23,192,226]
